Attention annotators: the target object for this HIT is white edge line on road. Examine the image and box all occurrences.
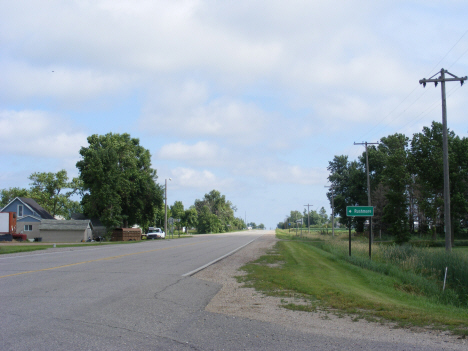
[182,237,258,277]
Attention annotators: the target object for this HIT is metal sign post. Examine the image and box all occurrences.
[347,206,374,259]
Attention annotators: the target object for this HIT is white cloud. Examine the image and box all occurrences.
[0,61,128,103]
[0,110,87,158]
[157,141,225,166]
[169,167,233,190]
[140,81,269,143]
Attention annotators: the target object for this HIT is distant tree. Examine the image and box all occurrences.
[247,222,257,229]
[194,190,236,234]
[0,187,30,208]
[28,170,81,218]
[170,201,185,233]
[197,205,221,233]
[318,207,328,225]
[76,133,163,230]
[258,223,265,229]
[182,207,198,233]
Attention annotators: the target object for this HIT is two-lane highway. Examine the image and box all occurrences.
[0,232,266,350]
[0,231,460,350]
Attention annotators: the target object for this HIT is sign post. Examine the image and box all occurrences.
[346,206,374,259]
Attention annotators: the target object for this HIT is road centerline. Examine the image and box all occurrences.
[0,241,205,279]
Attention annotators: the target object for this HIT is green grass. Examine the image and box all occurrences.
[0,240,144,255]
[0,245,49,254]
[239,231,468,334]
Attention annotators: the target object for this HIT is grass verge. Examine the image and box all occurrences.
[239,232,468,335]
[0,240,145,255]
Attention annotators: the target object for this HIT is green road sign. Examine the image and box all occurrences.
[346,206,374,217]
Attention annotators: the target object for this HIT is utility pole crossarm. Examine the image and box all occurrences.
[419,69,467,87]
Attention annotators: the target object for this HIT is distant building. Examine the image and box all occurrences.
[1,197,54,238]
[39,219,93,242]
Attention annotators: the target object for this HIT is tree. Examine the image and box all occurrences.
[197,205,221,234]
[182,207,198,233]
[28,170,81,218]
[318,207,328,225]
[327,156,367,231]
[378,134,411,243]
[411,123,446,239]
[170,201,185,233]
[76,133,163,230]
[0,187,30,208]
[194,190,237,233]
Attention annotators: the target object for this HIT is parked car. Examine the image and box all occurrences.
[142,227,165,239]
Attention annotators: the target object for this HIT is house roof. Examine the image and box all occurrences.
[39,219,92,231]
[17,215,42,222]
[19,197,55,219]
[71,213,105,228]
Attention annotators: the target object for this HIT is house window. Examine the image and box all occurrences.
[24,225,32,231]
[18,205,23,217]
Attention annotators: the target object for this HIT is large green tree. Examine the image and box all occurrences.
[194,190,237,233]
[327,155,367,231]
[378,134,411,243]
[197,205,222,234]
[76,133,163,230]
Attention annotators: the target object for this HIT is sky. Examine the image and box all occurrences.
[1,1,467,229]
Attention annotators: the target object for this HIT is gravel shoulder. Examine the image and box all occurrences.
[195,232,467,350]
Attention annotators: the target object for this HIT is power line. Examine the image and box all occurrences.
[419,68,467,252]
[395,84,461,135]
[358,30,468,142]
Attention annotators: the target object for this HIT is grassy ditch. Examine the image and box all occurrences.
[238,231,468,334]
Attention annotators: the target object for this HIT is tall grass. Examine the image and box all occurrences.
[379,244,468,306]
[293,235,468,308]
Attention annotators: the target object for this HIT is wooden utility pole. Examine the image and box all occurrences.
[354,141,379,245]
[304,204,313,234]
[325,185,335,236]
[419,68,467,252]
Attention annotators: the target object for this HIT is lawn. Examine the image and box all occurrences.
[239,231,468,335]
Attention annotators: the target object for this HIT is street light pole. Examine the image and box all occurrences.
[164,178,171,237]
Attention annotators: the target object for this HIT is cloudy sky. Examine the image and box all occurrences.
[1,1,467,229]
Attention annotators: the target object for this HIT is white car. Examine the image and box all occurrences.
[143,227,165,239]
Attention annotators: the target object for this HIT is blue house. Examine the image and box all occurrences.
[1,197,54,239]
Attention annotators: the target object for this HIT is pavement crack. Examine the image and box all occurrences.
[54,317,202,350]
[153,276,183,299]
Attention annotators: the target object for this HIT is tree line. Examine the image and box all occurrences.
[0,133,250,235]
[277,207,330,229]
[327,121,468,243]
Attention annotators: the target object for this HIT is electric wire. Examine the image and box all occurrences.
[356,30,468,144]
[395,84,462,135]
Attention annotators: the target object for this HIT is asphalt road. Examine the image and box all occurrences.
[0,231,460,350]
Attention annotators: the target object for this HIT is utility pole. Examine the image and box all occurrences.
[419,68,467,252]
[324,185,335,236]
[164,178,171,237]
[354,141,378,248]
[304,204,312,234]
